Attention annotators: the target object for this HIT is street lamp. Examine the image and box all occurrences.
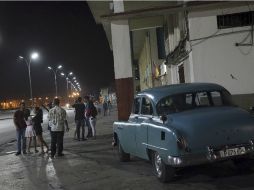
[60,72,73,101]
[48,65,62,97]
[18,52,39,105]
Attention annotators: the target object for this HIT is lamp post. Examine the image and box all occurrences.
[48,65,62,98]
[18,52,39,105]
[60,72,73,101]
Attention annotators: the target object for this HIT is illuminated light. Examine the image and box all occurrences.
[31,52,39,59]
[19,56,24,59]
[66,103,70,108]
[45,97,49,100]
[57,65,62,69]
[55,96,58,99]
[48,66,52,70]
[69,72,73,75]
[61,73,65,76]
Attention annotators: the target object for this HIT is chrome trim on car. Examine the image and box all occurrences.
[166,140,254,167]
[168,156,183,165]
[142,143,168,151]
[206,140,254,161]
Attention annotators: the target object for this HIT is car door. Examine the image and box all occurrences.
[135,96,154,159]
[121,97,141,155]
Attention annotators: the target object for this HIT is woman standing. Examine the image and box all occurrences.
[25,110,38,153]
[32,107,49,154]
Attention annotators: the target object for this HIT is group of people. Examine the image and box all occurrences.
[72,96,97,141]
[13,95,98,158]
[13,102,49,156]
[13,98,69,158]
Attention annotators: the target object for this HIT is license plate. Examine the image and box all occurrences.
[219,147,246,158]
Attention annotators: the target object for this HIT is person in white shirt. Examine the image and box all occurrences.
[48,98,69,158]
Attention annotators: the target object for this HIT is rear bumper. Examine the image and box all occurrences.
[167,140,254,167]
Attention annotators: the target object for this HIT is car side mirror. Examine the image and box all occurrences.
[160,115,167,124]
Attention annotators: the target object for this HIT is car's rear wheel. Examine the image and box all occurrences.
[152,151,175,182]
[118,138,130,162]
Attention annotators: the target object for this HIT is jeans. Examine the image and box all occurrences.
[75,119,85,140]
[51,131,64,156]
[85,117,92,137]
[89,117,97,137]
[16,128,26,153]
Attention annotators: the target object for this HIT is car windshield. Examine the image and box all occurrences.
[156,90,234,115]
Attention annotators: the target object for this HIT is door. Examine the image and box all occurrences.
[135,96,154,159]
[121,97,141,154]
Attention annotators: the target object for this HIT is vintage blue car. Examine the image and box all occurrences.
[113,83,254,182]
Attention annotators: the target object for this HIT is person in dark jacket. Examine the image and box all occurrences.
[72,97,86,141]
[32,106,49,154]
[13,102,28,155]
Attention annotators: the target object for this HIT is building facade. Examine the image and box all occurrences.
[88,1,254,120]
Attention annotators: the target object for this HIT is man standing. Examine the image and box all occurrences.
[103,100,108,116]
[72,97,86,141]
[13,102,27,156]
[48,98,69,158]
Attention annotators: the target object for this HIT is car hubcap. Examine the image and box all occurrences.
[154,152,162,177]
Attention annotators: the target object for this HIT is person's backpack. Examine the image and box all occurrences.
[91,104,98,118]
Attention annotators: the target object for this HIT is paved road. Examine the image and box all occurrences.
[0,109,75,146]
[0,108,253,190]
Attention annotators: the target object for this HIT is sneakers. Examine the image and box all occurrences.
[15,152,21,156]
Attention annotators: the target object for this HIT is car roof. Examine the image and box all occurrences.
[137,83,227,104]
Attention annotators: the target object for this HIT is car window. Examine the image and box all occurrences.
[156,96,177,115]
[157,90,234,115]
[195,92,210,106]
[141,97,153,115]
[132,98,141,114]
[211,91,223,106]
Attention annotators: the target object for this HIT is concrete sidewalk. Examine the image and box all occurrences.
[0,108,129,190]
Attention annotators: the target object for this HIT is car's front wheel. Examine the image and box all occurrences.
[118,138,130,162]
[152,151,175,182]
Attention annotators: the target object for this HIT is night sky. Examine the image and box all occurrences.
[0,1,114,100]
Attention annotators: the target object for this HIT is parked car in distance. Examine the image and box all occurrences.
[113,83,254,182]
